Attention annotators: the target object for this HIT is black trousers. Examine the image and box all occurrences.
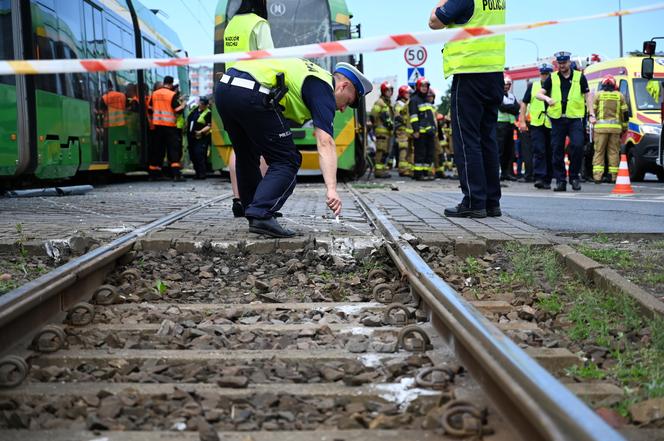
[215,73,301,219]
[496,122,515,177]
[151,125,181,168]
[551,117,584,182]
[531,125,552,184]
[450,72,503,210]
[414,132,436,165]
[518,129,533,179]
[188,137,209,178]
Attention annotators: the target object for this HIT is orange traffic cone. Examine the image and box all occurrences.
[612,154,635,195]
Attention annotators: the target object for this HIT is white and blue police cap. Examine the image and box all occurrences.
[554,51,571,62]
[334,62,373,108]
[539,63,554,74]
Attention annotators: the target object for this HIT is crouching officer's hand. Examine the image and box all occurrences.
[326,189,342,216]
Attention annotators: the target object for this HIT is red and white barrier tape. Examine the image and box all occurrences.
[0,4,662,75]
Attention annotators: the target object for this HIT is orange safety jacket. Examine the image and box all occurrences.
[102,91,127,127]
[149,88,177,127]
[146,93,155,130]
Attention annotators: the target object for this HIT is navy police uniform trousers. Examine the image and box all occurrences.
[450,72,504,210]
[215,69,302,219]
[550,117,584,183]
[530,125,552,184]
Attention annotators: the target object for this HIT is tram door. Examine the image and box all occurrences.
[82,1,108,163]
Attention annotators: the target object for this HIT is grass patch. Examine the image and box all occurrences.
[566,362,606,380]
[638,272,664,286]
[591,233,611,244]
[502,243,664,416]
[577,245,634,269]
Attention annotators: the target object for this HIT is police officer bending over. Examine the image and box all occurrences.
[215,59,372,238]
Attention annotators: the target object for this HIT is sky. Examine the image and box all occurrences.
[139,0,664,97]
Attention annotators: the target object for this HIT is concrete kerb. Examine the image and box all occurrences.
[552,245,664,319]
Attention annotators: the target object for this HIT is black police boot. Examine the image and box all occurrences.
[232,198,245,218]
[553,181,567,192]
[444,205,487,218]
[248,217,295,238]
[571,179,582,191]
[486,206,502,217]
[534,180,547,189]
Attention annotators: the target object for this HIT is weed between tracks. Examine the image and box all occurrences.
[422,242,664,421]
[0,224,51,296]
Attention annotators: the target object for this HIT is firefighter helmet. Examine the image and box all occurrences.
[601,75,617,90]
[380,81,393,95]
[416,77,430,90]
[398,85,410,99]
[504,74,513,84]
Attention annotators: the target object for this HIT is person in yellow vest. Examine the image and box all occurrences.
[592,75,629,183]
[520,63,554,189]
[186,96,213,180]
[497,74,520,181]
[370,82,395,178]
[429,0,506,218]
[224,0,273,217]
[101,80,127,128]
[148,75,186,180]
[435,113,447,179]
[536,51,595,192]
[215,59,372,238]
[394,85,413,177]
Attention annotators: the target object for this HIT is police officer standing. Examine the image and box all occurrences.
[520,63,554,189]
[409,77,437,180]
[215,59,372,238]
[592,75,628,183]
[536,52,595,191]
[186,96,212,180]
[370,82,395,178]
[430,0,506,218]
[394,85,413,177]
[497,75,520,181]
[149,76,186,180]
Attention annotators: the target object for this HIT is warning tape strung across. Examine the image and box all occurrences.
[1,3,663,76]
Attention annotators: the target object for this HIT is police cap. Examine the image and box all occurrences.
[334,62,373,109]
[539,63,554,74]
[554,51,571,62]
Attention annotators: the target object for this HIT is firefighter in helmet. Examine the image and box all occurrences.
[409,77,437,180]
[394,85,413,176]
[592,75,628,183]
[370,81,395,178]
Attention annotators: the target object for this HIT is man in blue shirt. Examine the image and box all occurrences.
[430,0,507,218]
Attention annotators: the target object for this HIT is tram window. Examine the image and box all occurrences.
[33,2,60,94]
[0,0,14,85]
[105,19,123,49]
[55,0,86,99]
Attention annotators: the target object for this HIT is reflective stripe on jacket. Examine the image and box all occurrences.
[150,88,177,127]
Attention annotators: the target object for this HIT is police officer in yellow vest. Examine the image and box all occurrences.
[519,63,554,189]
[536,51,595,192]
[592,75,628,183]
[186,96,212,180]
[224,0,273,217]
[430,0,506,218]
[215,59,372,238]
[370,82,395,178]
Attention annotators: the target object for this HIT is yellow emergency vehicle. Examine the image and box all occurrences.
[585,56,664,181]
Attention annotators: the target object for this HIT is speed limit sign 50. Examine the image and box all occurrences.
[404,46,428,67]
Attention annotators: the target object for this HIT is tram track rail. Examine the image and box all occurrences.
[0,186,624,440]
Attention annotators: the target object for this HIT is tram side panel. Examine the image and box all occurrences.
[0,0,18,178]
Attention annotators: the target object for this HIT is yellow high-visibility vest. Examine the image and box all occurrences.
[442,0,506,79]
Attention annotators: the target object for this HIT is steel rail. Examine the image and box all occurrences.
[0,193,232,357]
[347,186,623,441]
